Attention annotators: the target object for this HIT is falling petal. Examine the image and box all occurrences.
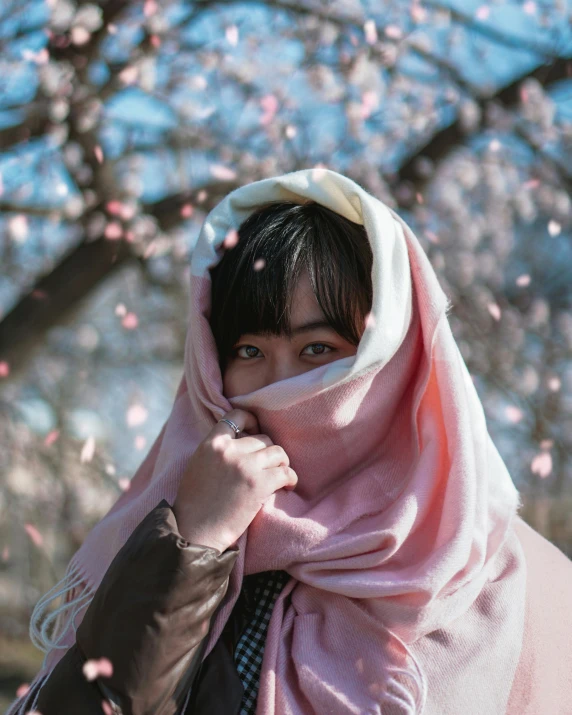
[135,435,147,450]
[96,657,113,678]
[8,215,29,243]
[364,19,377,44]
[523,1,536,13]
[410,2,427,22]
[122,312,139,330]
[115,303,127,317]
[285,125,297,139]
[487,303,501,321]
[364,311,376,329]
[260,94,279,126]
[475,5,490,20]
[548,377,561,391]
[505,406,523,423]
[531,452,552,479]
[94,146,104,164]
[119,65,139,85]
[311,166,328,181]
[540,439,554,450]
[126,404,148,427]
[516,274,531,287]
[83,659,98,680]
[44,429,60,447]
[384,25,402,39]
[223,229,239,249]
[226,25,239,46]
[104,222,122,240]
[102,700,114,715]
[118,478,131,491]
[210,164,237,181]
[16,683,30,698]
[24,524,43,548]
[0,361,10,378]
[143,0,157,16]
[489,138,500,151]
[548,220,561,236]
[106,200,122,215]
[81,436,96,463]
[71,26,91,45]
[180,203,193,218]
[253,258,266,271]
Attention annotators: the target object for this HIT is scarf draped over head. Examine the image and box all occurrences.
[29,168,526,715]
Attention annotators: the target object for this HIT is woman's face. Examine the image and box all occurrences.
[222,269,361,398]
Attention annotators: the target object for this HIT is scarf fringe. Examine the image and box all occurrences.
[29,558,96,664]
[6,560,97,715]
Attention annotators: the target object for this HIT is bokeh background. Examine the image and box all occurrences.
[1,0,571,706]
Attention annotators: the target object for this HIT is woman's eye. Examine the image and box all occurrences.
[235,345,261,359]
[302,343,332,356]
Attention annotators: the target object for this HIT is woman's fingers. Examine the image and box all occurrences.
[265,465,298,492]
[233,434,274,453]
[210,408,259,439]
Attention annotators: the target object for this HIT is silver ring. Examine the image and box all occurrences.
[219,418,241,435]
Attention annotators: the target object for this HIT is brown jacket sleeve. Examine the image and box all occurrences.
[33,498,239,715]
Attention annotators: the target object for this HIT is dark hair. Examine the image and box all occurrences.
[209,200,373,373]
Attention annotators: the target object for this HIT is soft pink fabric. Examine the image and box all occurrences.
[506,518,572,715]
[18,168,571,715]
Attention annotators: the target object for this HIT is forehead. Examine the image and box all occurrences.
[287,269,324,319]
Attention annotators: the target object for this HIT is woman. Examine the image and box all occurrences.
[9,168,572,715]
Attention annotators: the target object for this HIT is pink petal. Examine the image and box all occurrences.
[364,19,377,44]
[126,404,148,427]
[487,303,501,321]
[505,406,523,423]
[16,683,30,698]
[80,436,96,464]
[226,25,239,46]
[122,312,139,330]
[548,377,561,391]
[44,429,60,447]
[531,451,552,479]
[223,229,239,249]
[210,164,237,181]
[24,524,43,548]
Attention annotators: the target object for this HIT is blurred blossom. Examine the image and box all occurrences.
[458,99,481,133]
[73,4,103,33]
[49,0,76,31]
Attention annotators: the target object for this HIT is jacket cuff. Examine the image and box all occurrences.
[74,498,239,715]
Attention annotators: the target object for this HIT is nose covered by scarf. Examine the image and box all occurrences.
[36,168,526,714]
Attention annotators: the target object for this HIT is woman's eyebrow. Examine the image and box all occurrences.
[289,320,334,335]
[242,320,335,339]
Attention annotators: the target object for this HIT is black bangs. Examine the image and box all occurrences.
[208,200,373,372]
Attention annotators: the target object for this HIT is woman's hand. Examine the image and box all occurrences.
[172,409,298,553]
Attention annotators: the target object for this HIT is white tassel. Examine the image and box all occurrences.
[29,559,95,664]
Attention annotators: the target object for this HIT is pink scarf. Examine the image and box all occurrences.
[19,168,526,714]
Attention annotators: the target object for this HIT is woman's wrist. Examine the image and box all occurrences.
[172,502,228,553]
